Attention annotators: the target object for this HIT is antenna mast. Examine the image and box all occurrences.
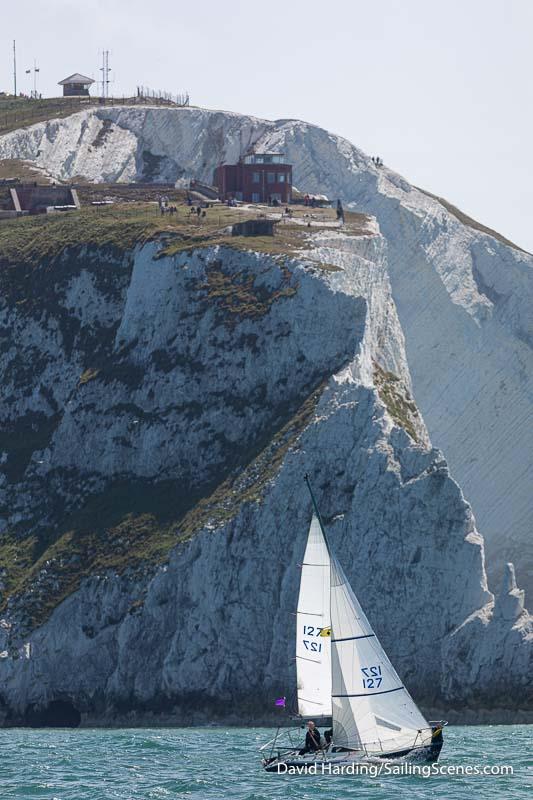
[34,60,40,98]
[99,49,111,98]
[13,40,16,96]
[26,60,40,99]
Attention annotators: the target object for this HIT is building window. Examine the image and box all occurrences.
[252,192,260,203]
[252,172,260,183]
[267,172,276,183]
[278,174,285,182]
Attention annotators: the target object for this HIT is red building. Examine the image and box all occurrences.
[214,153,292,204]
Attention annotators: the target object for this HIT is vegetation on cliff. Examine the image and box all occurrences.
[0,381,326,634]
[373,361,421,442]
[0,201,371,267]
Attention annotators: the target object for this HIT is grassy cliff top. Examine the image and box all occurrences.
[0,200,373,266]
[0,201,242,264]
[0,95,184,136]
[0,96,94,135]
[0,158,55,183]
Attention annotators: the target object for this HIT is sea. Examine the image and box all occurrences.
[0,725,531,800]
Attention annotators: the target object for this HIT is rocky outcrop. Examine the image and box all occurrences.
[0,217,531,725]
[1,105,531,597]
[442,563,532,716]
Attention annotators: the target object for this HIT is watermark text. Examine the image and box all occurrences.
[276,761,514,778]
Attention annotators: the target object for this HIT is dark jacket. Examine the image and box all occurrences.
[305,728,321,751]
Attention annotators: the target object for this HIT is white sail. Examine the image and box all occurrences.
[296,514,332,718]
[330,552,430,754]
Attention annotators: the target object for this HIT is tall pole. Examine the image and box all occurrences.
[100,50,111,98]
[303,473,332,553]
[25,61,40,99]
[13,40,16,96]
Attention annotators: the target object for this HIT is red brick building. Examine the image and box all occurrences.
[213,153,292,204]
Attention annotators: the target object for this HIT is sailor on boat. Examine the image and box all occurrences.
[298,721,322,755]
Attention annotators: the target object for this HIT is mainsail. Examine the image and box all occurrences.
[295,514,332,718]
[330,552,430,753]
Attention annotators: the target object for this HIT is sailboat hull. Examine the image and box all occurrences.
[262,729,444,772]
[263,742,443,772]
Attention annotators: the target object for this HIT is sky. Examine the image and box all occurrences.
[1,0,532,251]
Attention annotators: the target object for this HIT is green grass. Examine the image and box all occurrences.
[0,158,53,184]
[0,202,253,265]
[0,95,185,136]
[179,379,326,539]
[373,361,420,442]
[0,202,373,268]
[0,96,104,135]
[79,367,100,385]
[201,259,298,320]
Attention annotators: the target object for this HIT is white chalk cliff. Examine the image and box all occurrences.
[0,107,531,725]
[1,106,530,595]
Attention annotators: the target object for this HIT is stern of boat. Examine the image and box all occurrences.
[426,720,446,762]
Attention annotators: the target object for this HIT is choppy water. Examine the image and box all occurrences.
[0,725,531,800]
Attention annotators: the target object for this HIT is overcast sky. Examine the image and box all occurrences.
[2,0,532,251]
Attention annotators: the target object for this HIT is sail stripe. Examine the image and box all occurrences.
[333,686,405,698]
[331,634,375,643]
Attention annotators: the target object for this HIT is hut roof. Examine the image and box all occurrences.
[58,73,94,86]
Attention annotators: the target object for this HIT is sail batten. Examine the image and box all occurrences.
[332,634,375,643]
[333,685,405,698]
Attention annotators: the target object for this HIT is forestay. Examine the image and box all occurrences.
[296,515,332,718]
[330,553,430,753]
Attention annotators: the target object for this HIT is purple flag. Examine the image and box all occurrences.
[275,697,286,707]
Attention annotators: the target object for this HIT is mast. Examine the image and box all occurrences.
[303,473,331,555]
[296,474,333,719]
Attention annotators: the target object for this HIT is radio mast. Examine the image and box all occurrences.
[100,50,111,98]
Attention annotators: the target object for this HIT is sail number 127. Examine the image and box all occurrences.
[361,665,382,688]
[302,624,325,653]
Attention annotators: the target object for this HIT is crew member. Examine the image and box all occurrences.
[299,720,322,755]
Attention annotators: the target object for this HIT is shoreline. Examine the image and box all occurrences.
[2,708,532,729]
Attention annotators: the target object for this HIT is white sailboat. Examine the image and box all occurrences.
[261,475,445,772]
